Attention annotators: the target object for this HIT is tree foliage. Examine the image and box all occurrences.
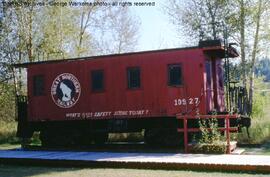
[255,58,270,82]
[94,6,140,54]
[165,0,233,44]
[37,2,79,60]
[0,83,15,122]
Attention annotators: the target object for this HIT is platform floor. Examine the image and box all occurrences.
[0,149,269,173]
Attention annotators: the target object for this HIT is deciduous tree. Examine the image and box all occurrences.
[165,0,270,114]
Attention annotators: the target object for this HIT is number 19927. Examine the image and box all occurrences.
[174,97,199,106]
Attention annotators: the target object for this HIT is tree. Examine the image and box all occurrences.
[0,3,20,121]
[238,0,248,89]
[37,3,79,60]
[0,2,20,83]
[12,0,39,63]
[75,2,103,57]
[107,6,140,54]
[165,0,232,44]
[248,0,264,111]
[255,58,270,82]
[95,6,140,54]
[75,4,140,56]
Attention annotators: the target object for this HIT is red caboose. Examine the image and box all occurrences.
[15,40,244,146]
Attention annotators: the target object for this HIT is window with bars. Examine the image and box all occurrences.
[33,75,45,96]
[168,64,183,86]
[127,67,141,89]
[91,70,104,91]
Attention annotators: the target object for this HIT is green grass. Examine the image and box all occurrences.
[237,78,270,145]
[0,165,269,177]
[0,143,20,150]
[259,151,270,155]
[237,103,270,145]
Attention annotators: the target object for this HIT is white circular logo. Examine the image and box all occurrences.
[51,73,81,108]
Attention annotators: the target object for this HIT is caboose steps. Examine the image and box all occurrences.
[231,148,246,155]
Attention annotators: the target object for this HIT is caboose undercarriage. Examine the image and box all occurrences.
[18,117,246,148]
[18,116,184,147]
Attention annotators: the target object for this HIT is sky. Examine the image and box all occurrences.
[130,0,185,51]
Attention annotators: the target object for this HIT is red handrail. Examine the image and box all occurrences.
[176,114,239,154]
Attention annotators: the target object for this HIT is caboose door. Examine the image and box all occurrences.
[205,59,226,113]
[215,59,226,112]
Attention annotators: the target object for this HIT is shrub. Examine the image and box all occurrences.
[192,143,226,154]
[198,118,224,144]
[190,117,227,154]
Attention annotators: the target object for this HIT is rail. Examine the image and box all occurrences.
[176,114,240,154]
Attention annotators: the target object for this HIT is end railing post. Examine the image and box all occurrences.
[226,115,231,154]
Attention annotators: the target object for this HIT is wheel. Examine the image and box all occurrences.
[20,138,31,149]
[144,128,184,147]
[144,129,160,146]
[39,130,53,147]
[93,132,108,145]
[40,128,93,148]
[71,132,92,147]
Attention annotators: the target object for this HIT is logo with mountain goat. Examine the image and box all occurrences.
[51,73,81,108]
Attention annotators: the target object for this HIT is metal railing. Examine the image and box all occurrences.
[176,114,240,154]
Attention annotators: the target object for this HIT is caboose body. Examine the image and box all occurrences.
[15,40,243,146]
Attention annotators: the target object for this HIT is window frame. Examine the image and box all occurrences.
[217,64,224,89]
[91,69,105,92]
[167,64,183,87]
[33,75,45,96]
[127,66,141,89]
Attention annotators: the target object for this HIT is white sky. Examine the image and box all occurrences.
[130,0,186,51]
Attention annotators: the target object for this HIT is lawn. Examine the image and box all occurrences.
[0,143,20,150]
[0,165,269,177]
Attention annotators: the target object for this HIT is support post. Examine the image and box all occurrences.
[226,115,231,154]
[183,116,188,153]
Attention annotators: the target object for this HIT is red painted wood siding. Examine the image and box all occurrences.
[27,48,212,122]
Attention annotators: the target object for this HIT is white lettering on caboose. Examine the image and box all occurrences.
[174,97,200,106]
[65,109,150,119]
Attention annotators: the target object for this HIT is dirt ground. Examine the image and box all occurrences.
[243,141,270,155]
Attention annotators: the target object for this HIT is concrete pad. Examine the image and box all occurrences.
[0,149,269,173]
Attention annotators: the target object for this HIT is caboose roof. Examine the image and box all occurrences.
[13,42,238,68]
